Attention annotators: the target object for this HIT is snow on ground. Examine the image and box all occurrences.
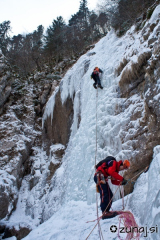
[22,197,129,240]
[5,5,160,240]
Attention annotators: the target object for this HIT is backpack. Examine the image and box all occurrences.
[96,156,116,169]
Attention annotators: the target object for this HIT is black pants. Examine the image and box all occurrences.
[94,174,113,213]
[93,76,101,87]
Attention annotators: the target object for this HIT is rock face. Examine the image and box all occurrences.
[116,16,160,194]
[42,89,74,154]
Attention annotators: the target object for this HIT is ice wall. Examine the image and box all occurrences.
[42,26,149,204]
[128,145,160,239]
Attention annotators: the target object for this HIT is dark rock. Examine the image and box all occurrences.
[0,192,9,219]
[42,89,74,154]
[148,37,158,45]
[2,225,31,240]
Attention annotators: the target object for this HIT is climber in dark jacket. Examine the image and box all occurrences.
[91,67,103,89]
[94,156,130,219]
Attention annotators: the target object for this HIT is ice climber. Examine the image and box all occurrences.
[91,67,103,89]
[94,156,130,219]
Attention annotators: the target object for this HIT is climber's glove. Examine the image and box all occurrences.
[121,179,128,185]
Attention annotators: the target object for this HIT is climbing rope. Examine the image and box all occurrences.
[95,88,104,240]
[86,165,149,239]
[114,167,149,240]
[120,185,125,210]
[122,166,149,209]
[86,183,121,240]
[117,211,140,240]
[86,185,140,240]
[118,185,140,239]
[131,167,149,181]
[95,88,98,166]
[87,83,150,239]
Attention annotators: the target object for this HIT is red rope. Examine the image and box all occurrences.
[117,211,140,240]
[86,166,148,239]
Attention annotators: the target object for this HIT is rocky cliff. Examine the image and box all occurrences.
[116,14,160,193]
[0,52,64,238]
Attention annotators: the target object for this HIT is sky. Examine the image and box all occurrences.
[0,0,98,36]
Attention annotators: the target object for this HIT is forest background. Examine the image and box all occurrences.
[0,0,156,77]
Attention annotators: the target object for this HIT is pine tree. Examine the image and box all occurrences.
[0,21,11,55]
[45,16,66,63]
[79,0,89,21]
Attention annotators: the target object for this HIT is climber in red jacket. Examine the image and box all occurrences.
[91,67,103,89]
[94,156,130,219]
